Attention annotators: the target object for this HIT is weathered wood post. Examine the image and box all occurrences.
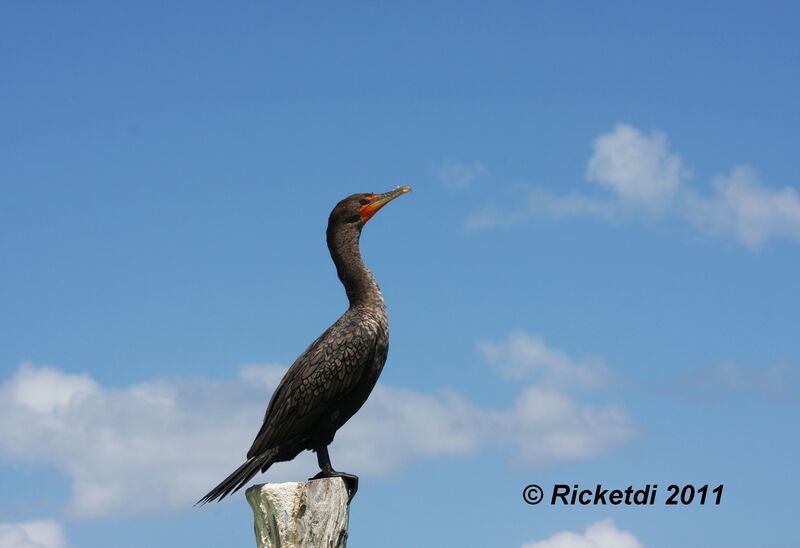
[245,478,350,548]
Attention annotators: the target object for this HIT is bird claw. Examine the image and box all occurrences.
[309,471,359,503]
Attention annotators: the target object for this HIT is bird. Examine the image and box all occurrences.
[198,186,411,505]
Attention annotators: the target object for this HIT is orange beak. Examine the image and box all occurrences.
[359,186,411,223]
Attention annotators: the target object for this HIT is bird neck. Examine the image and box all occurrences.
[327,224,384,309]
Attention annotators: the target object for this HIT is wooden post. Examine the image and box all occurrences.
[246,479,350,548]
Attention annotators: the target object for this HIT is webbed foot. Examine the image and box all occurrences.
[310,470,359,502]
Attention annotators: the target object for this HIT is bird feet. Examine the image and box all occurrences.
[309,470,359,503]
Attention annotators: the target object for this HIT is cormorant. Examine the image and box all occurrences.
[198,186,411,504]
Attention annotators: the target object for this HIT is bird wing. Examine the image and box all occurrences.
[246,319,376,459]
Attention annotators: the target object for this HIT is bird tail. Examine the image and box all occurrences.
[196,449,277,505]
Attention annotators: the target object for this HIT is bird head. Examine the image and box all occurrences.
[329,186,412,227]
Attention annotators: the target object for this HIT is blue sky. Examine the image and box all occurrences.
[1,2,799,547]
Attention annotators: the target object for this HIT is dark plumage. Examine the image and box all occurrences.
[198,187,410,504]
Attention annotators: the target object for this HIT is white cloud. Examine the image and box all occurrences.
[467,123,800,248]
[522,519,643,548]
[340,382,633,472]
[587,123,686,207]
[673,361,799,401]
[500,386,632,466]
[9,364,97,414]
[464,190,616,230]
[480,331,607,388]
[0,363,284,518]
[0,520,68,548]
[0,351,634,518]
[333,385,484,474]
[683,165,800,248]
[438,160,486,191]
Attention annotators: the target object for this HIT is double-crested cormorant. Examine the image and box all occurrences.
[198,186,411,504]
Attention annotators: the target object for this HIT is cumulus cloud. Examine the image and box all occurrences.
[683,165,800,248]
[480,330,608,388]
[0,363,288,518]
[587,123,685,207]
[0,520,68,548]
[340,382,633,471]
[522,519,643,548]
[500,386,632,466]
[8,365,97,413]
[467,123,800,248]
[437,160,487,191]
[0,353,634,519]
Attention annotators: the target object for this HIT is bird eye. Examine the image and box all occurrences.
[359,198,368,205]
